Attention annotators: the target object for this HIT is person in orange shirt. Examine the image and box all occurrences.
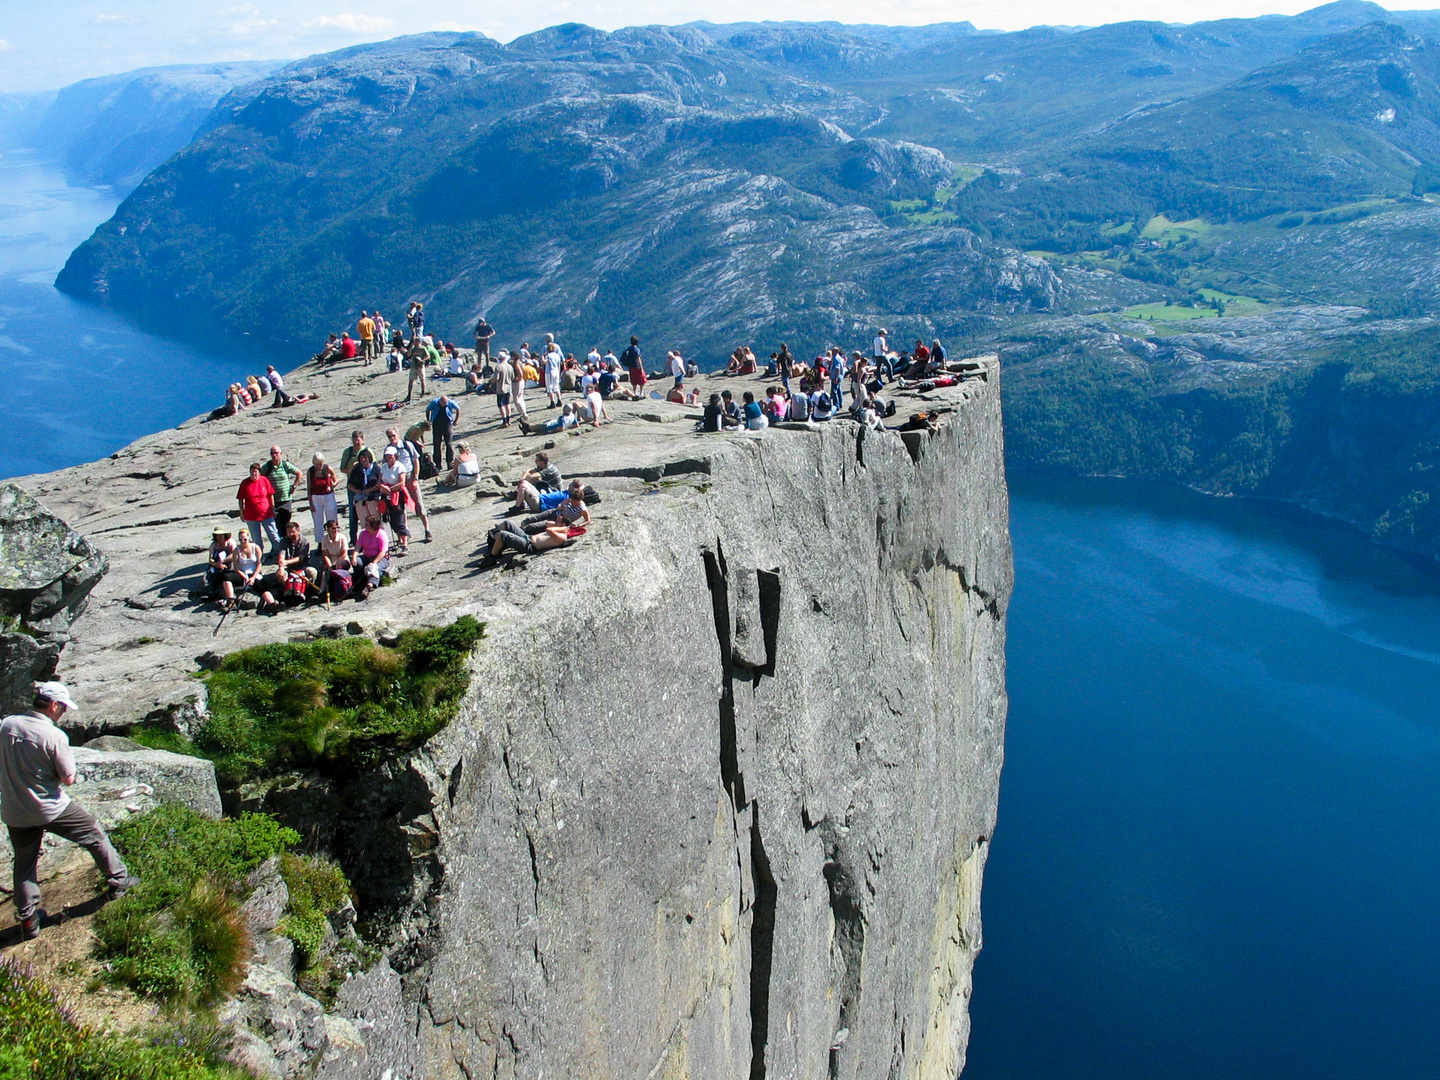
[357,311,377,365]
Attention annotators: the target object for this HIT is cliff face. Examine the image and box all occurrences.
[410,401,1010,1079]
[20,355,1009,1079]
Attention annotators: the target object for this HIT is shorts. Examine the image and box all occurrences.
[497,392,512,407]
[629,367,647,387]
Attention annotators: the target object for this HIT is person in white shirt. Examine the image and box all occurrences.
[378,445,412,553]
[544,345,564,408]
[667,350,686,388]
[872,328,892,380]
[587,347,602,367]
[385,426,433,542]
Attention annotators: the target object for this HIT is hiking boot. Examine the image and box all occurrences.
[19,915,40,940]
[109,876,141,901]
[423,531,433,543]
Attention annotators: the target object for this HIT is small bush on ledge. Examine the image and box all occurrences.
[193,615,485,784]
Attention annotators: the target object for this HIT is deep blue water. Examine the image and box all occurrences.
[967,476,1440,1080]
[0,150,280,480]
[6,150,1440,1078]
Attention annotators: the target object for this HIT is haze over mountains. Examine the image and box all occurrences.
[20,0,1440,553]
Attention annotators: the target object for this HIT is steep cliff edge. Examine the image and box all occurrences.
[19,356,1010,1079]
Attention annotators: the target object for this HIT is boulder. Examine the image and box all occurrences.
[0,484,106,638]
[241,856,291,937]
[326,961,419,1080]
[0,632,59,716]
[72,745,223,819]
[225,962,352,1078]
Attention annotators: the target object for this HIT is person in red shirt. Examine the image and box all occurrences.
[237,463,280,554]
[339,333,358,361]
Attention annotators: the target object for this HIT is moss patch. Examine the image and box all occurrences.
[197,615,484,784]
[277,853,350,967]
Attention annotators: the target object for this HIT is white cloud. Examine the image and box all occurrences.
[0,40,12,52]
[228,18,280,35]
[93,13,140,23]
[431,21,485,32]
[301,13,395,33]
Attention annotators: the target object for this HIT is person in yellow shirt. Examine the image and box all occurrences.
[357,311,377,366]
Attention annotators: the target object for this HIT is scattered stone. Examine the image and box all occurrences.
[345,621,364,635]
[123,597,153,611]
[142,682,209,739]
[196,650,224,670]
[316,623,346,639]
[241,857,291,937]
[376,628,400,648]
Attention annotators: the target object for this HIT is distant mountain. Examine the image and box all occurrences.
[56,27,1058,353]
[6,62,283,190]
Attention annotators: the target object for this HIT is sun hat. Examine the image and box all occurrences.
[34,682,77,712]
[382,445,398,456]
[212,525,231,537]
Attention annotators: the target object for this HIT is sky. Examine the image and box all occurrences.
[0,0,1434,93]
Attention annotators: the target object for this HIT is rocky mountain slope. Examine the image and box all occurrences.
[18,352,1011,1079]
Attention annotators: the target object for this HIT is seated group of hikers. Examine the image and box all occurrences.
[207,366,318,420]
[203,516,390,610]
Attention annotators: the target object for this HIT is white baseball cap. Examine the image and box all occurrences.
[34,682,77,712]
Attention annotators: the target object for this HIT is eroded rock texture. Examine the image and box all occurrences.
[380,399,1010,1079]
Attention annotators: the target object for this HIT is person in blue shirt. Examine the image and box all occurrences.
[426,395,459,469]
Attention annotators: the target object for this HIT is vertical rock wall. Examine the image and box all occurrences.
[391,388,1011,1080]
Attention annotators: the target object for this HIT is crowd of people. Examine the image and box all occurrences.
[197,307,970,612]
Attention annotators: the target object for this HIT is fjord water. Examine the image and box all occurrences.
[967,476,1440,1080]
[0,150,275,480]
[7,153,1440,1080]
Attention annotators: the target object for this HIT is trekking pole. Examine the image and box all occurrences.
[213,606,229,636]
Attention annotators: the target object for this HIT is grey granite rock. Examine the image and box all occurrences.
[0,631,59,716]
[16,350,1009,1078]
[72,745,223,819]
[0,483,106,637]
[241,857,291,937]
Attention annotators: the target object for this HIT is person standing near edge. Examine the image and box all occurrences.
[620,335,645,395]
[1,682,138,940]
[474,315,494,361]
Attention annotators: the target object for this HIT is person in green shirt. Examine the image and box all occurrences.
[260,445,302,538]
[339,430,368,544]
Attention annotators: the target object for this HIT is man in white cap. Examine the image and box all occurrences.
[0,682,137,939]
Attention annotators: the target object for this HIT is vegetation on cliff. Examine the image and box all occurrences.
[135,616,484,784]
[0,959,240,1079]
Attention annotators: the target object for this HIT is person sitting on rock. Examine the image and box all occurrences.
[221,530,264,608]
[448,441,481,487]
[511,452,563,511]
[788,385,810,422]
[318,518,352,603]
[742,391,767,430]
[720,389,741,425]
[205,525,236,597]
[810,386,834,422]
[257,520,311,612]
[666,379,688,404]
[354,515,390,600]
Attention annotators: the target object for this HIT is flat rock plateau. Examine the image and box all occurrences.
[15,351,1011,1080]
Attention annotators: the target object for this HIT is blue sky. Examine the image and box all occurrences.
[2,0,1433,93]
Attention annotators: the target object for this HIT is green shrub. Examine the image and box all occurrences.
[0,959,230,1079]
[96,805,295,1004]
[199,615,484,783]
[277,853,351,967]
